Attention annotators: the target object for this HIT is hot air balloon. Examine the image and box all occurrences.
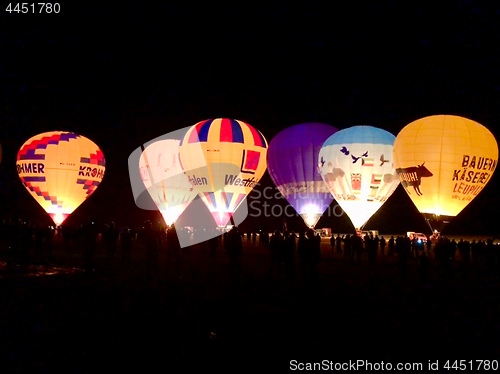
[318,125,400,231]
[139,138,198,227]
[178,118,268,228]
[393,114,498,232]
[267,122,338,228]
[16,131,105,226]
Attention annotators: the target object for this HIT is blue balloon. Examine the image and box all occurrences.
[267,123,338,228]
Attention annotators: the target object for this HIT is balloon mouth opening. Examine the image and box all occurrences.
[299,204,323,228]
[49,212,69,226]
[160,205,189,227]
[299,212,322,228]
[211,211,232,228]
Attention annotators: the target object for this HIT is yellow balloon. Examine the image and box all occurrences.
[393,115,498,225]
[16,131,106,226]
[178,118,268,227]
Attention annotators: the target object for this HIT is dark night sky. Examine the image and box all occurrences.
[1,1,500,235]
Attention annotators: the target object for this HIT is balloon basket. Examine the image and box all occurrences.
[423,214,452,236]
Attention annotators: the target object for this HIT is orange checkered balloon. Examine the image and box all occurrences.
[16,131,106,226]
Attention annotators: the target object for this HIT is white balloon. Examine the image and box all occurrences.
[139,139,197,226]
[318,125,400,230]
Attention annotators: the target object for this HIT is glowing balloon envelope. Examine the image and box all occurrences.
[178,118,268,228]
[393,114,498,226]
[139,138,198,227]
[318,125,400,230]
[267,122,338,228]
[16,131,105,226]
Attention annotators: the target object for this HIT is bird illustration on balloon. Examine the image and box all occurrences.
[318,125,401,231]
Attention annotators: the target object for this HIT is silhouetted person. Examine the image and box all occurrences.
[259,231,269,247]
[353,234,363,266]
[335,234,343,255]
[368,235,378,266]
[140,220,160,280]
[344,234,353,263]
[435,237,453,276]
[379,236,386,256]
[388,236,395,256]
[283,231,296,280]
[34,222,54,265]
[426,236,432,255]
[4,219,20,269]
[417,251,431,282]
[268,230,284,277]
[224,226,243,284]
[297,231,309,281]
[462,239,471,263]
[34,222,45,264]
[7,219,23,267]
[471,239,481,267]
[306,228,321,283]
[166,224,181,279]
[397,236,410,278]
[485,238,496,275]
[83,220,98,273]
[120,227,133,264]
[373,234,380,255]
[103,221,119,260]
[19,221,33,265]
[208,232,219,261]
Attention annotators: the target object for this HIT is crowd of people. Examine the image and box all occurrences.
[0,217,499,282]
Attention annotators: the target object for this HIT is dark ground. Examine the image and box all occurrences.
[1,235,499,373]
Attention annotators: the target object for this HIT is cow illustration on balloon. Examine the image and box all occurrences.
[396,162,433,196]
[393,114,498,234]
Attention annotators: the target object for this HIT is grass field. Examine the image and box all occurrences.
[1,234,499,372]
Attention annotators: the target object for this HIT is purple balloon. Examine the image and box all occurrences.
[267,123,339,227]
